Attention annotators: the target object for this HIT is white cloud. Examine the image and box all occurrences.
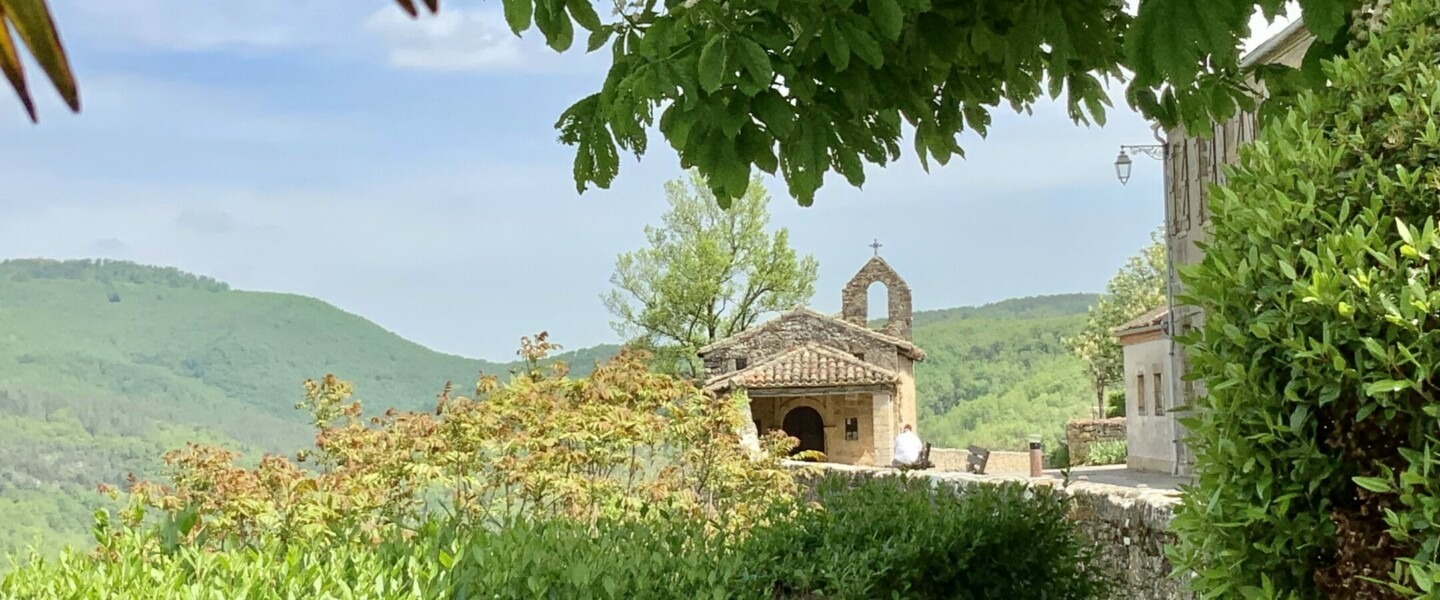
[364,7,531,72]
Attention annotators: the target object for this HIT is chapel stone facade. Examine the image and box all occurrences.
[699,255,925,466]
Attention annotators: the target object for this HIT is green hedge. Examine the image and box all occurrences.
[1169,0,1440,596]
[2,475,1108,599]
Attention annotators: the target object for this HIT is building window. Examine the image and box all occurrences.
[853,352,865,361]
[734,358,748,370]
[1137,372,1148,416]
[844,417,859,441]
[1153,372,1165,415]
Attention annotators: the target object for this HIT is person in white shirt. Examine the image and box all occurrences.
[892,424,923,467]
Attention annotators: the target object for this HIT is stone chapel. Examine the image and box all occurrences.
[698,254,926,466]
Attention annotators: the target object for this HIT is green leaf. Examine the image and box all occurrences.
[566,0,602,33]
[1353,476,1394,494]
[1297,0,1346,42]
[503,0,534,34]
[866,0,904,41]
[1365,379,1409,396]
[547,4,575,51]
[698,36,728,94]
[736,37,772,89]
[1278,260,1297,280]
[1397,217,1415,245]
[841,20,884,68]
[820,26,850,72]
[753,91,793,138]
[586,27,613,53]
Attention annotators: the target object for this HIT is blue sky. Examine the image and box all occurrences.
[0,1,1295,361]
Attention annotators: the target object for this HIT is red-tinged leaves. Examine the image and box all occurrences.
[393,0,440,17]
[0,13,34,121]
[0,0,77,116]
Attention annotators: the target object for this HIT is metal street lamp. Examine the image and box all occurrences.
[1114,150,1133,185]
[1114,144,1166,185]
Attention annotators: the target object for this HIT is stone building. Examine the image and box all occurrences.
[1114,307,1173,472]
[699,255,926,466]
[1143,20,1313,476]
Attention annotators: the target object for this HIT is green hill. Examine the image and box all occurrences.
[909,294,1098,452]
[0,259,1097,560]
[0,259,620,559]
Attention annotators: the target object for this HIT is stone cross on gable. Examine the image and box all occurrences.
[870,239,883,256]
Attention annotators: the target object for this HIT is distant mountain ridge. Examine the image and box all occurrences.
[0,258,1096,560]
[0,258,621,559]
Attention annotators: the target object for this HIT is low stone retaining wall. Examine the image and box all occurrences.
[1067,418,1127,465]
[930,447,1031,473]
[787,461,1193,600]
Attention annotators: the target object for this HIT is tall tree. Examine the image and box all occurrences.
[10,1,1370,207]
[603,171,818,376]
[1065,228,1167,418]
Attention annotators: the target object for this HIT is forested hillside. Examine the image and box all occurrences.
[909,294,1097,451]
[0,259,1094,561]
[0,259,620,559]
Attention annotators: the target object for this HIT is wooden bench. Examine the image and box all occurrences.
[965,445,991,475]
[894,442,935,471]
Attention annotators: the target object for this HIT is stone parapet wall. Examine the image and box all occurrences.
[786,462,1193,600]
[929,448,1031,474]
[1067,418,1128,465]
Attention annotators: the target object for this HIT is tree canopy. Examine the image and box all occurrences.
[6,0,1370,206]
[1065,229,1167,418]
[603,171,817,375]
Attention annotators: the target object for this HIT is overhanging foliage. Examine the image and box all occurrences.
[7,0,1371,206]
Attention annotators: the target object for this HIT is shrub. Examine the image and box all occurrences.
[1047,441,1073,468]
[1170,0,1440,596]
[100,333,801,555]
[747,473,1110,599]
[2,474,1110,599]
[1083,440,1126,466]
[1105,389,1126,418]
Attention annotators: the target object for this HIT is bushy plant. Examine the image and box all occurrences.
[1083,441,1127,466]
[1170,1,1440,596]
[2,474,1109,599]
[747,474,1110,599]
[1105,389,1126,418]
[87,333,800,557]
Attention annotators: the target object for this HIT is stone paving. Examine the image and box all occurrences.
[1040,464,1193,492]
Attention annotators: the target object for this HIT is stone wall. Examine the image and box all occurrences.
[930,448,1032,474]
[1067,418,1128,466]
[788,462,1193,600]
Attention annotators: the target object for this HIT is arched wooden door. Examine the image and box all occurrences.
[782,406,826,457]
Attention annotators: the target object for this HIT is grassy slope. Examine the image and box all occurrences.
[909,293,1097,451]
[0,259,618,558]
[0,258,1094,558]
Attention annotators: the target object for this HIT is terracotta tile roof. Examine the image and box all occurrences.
[697,306,927,361]
[1113,306,1168,337]
[705,343,900,391]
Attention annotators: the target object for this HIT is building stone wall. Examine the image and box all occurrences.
[1067,418,1128,466]
[841,256,913,340]
[751,394,879,465]
[1120,333,1175,472]
[789,462,1193,600]
[1161,22,1314,476]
